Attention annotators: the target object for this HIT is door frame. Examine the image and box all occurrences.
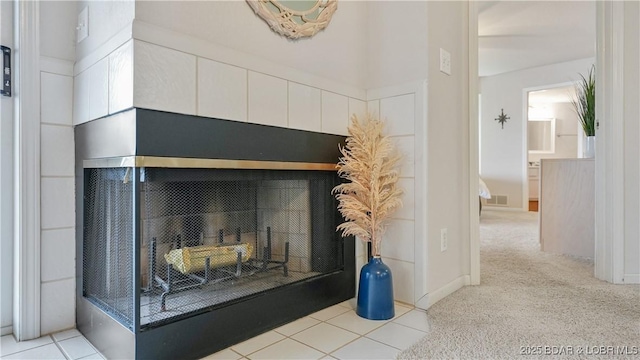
[468,0,480,285]
[468,2,625,284]
[11,0,42,340]
[0,0,15,337]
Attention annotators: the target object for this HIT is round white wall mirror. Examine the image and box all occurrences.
[247,0,338,39]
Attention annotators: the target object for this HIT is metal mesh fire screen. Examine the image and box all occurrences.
[83,167,343,329]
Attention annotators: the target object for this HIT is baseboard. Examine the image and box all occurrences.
[623,274,640,284]
[414,274,470,310]
[483,206,526,212]
[1,325,13,336]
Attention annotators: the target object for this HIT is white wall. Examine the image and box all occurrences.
[528,102,580,163]
[366,1,428,90]
[425,1,471,302]
[39,1,77,335]
[623,1,640,280]
[75,0,134,61]
[480,57,595,209]
[40,1,76,61]
[134,1,366,89]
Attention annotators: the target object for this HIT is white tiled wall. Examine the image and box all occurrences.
[40,228,75,283]
[134,41,197,115]
[380,94,415,136]
[41,73,73,126]
[40,125,74,177]
[366,93,417,304]
[197,58,247,122]
[40,65,76,335]
[321,91,349,135]
[108,40,133,115]
[87,57,109,120]
[348,98,367,123]
[74,40,365,136]
[40,178,75,230]
[40,279,75,335]
[289,83,321,132]
[248,72,288,128]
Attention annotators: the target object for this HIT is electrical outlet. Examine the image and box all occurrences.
[439,48,451,75]
[77,7,89,43]
[440,228,448,252]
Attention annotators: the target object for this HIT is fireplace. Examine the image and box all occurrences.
[75,109,355,359]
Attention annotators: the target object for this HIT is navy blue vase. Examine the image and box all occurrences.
[356,256,394,320]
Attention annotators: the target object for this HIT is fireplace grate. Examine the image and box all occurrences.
[82,166,344,330]
[83,168,135,329]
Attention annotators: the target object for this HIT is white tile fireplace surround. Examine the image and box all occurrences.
[73,32,420,308]
[71,18,423,357]
[74,108,355,359]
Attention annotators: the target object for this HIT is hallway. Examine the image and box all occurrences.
[399,210,640,359]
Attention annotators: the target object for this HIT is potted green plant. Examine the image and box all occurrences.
[572,65,596,158]
[332,113,403,320]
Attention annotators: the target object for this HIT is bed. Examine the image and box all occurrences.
[479,177,491,215]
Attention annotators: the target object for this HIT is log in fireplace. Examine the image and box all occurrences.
[74,109,355,360]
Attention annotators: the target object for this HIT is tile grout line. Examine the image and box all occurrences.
[215,302,416,359]
[0,337,54,357]
[54,332,102,360]
[319,306,423,356]
[235,335,289,359]
[50,335,72,360]
[284,336,330,358]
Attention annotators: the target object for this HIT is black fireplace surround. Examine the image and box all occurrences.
[75,108,355,360]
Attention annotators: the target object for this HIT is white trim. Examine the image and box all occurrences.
[366,80,424,101]
[1,325,13,336]
[623,274,640,284]
[521,88,529,211]
[40,56,73,77]
[594,1,625,284]
[132,20,366,101]
[414,80,428,304]
[468,0,480,286]
[415,275,470,310]
[13,0,41,340]
[482,206,527,212]
[0,0,15,338]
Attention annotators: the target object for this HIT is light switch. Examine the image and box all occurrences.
[77,7,89,43]
[439,48,451,75]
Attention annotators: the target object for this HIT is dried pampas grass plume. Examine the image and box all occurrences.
[332,113,403,257]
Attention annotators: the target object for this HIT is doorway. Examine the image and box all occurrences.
[524,83,580,212]
[471,0,596,284]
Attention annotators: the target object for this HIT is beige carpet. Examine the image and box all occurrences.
[398,210,640,359]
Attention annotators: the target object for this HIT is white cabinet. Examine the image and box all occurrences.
[528,166,539,200]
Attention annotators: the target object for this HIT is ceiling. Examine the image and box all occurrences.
[478,1,596,77]
[528,85,575,104]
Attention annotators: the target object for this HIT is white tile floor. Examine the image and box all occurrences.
[0,300,429,360]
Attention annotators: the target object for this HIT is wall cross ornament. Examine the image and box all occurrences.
[495,109,510,129]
